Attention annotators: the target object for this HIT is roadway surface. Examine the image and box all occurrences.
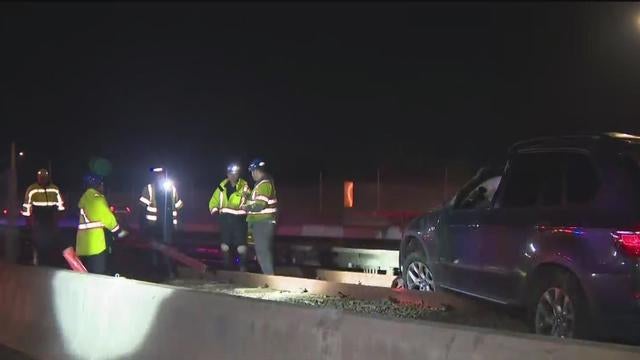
[0,344,33,360]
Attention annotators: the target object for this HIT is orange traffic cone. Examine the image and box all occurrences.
[62,247,88,273]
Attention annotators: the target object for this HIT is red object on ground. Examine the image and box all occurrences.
[149,242,208,273]
[118,233,208,274]
[62,247,88,273]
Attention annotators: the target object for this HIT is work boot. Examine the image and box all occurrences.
[238,253,248,272]
[167,268,177,280]
[32,250,39,266]
[166,260,177,280]
[222,250,233,270]
[237,245,248,272]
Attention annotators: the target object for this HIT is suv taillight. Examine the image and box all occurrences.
[613,231,640,257]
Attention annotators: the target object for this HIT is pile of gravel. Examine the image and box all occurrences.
[166,278,527,332]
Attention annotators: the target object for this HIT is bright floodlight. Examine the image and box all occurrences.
[163,179,174,191]
[152,167,164,173]
[18,152,24,157]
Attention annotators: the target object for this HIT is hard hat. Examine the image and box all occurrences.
[227,163,241,175]
[248,158,266,172]
[83,174,103,189]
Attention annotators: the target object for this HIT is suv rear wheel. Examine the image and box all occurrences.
[529,269,590,339]
[402,251,436,292]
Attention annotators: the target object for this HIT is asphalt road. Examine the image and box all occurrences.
[0,344,34,360]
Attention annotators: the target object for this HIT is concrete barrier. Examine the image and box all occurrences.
[0,262,639,360]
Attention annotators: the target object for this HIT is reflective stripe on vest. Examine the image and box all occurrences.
[26,186,64,211]
[248,180,277,215]
[77,209,117,231]
[32,201,60,206]
[253,195,277,205]
[212,181,246,215]
[220,208,247,215]
[143,184,179,221]
[78,222,104,230]
[248,207,277,215]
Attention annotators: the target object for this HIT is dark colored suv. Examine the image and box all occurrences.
[400,133,640,340]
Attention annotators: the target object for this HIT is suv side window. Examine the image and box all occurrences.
[498,152,564,208]
[565,153,599,204]
[457,176,502,210]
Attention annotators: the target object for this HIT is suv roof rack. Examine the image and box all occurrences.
[510,132,640,153]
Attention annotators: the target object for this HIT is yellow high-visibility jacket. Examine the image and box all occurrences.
[75,188,120,256]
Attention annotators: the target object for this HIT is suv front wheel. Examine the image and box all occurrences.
[402,251,436,292]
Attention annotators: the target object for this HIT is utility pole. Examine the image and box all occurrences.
[5,142,19,262]
[443,166,449,203]
[376,167,381,212]
[318,171,323,214]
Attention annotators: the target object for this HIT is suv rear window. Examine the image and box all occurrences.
[499,151,599,208]
[500,152,564,208]
[565,153,599,204]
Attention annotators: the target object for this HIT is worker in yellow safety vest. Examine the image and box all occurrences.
[139,167,183,279]
[76,174,128,274]
[21,169,65,266]
[240,158,278,275]
[209,163,250,270]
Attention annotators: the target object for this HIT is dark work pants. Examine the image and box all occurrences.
[250,220,275,275]
[31,223,57,267]
[80,250,107,275]
[146,225,176,279]
[220,214,248,269]
[220,214,248,248]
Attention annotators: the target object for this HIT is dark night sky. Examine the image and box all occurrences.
[1,2,640,190]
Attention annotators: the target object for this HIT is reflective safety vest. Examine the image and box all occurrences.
[245,178,277,223]
[76,188,120,256]
[139,183,183,225]
[208,178,250,215]
[21,183,65,216]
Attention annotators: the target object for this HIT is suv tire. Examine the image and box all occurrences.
[402,251,436,292]
[529,269,591,339]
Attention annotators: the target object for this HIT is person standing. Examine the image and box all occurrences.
[241,159,277,275]
[209,163,250,271]
[139,167,183,279]
[21,169,65,266]
[76,174,128,274]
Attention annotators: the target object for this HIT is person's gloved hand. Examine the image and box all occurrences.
[117,229,129,239]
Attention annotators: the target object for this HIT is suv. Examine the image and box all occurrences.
[400,133,640,340]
